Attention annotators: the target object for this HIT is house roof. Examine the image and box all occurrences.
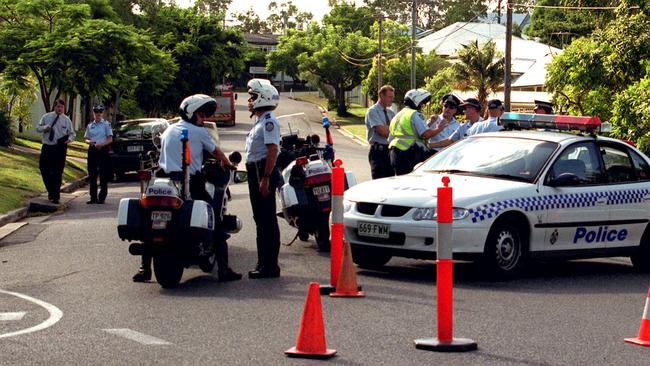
[243,33,279,45]
[479,13,531,28]
[418,22,510,57]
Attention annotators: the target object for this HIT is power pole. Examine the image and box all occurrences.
[504,0,512,111]
[378,14,383,89]
[411,0,417,89]
[280,10,288,92]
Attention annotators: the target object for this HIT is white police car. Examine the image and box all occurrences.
[343,114,650,276]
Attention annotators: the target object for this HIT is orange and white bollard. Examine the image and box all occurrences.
[624,285,650,347]
[415,176,477,352]
[320,159,345,294]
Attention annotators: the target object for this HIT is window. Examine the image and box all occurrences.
[547,142,603,185]
[600,144,636,183]
[630,149,650,181]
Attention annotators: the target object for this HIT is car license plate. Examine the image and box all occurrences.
[313,185,330,202]
[357,222,390,239]
[127,145,144,152]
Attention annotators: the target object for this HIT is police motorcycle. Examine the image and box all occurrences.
[117,123,243,288]
[275,113,356,252]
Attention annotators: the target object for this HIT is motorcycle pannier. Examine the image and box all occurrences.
[117,198,143,241]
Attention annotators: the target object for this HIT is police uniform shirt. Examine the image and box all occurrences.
[158,120,216,174]
[410,111,430,148]
[245,111,280,163]
[428,115,461,143]
[467,116,504,136]
[84,119,113,145]
[365,102,395,145]
[36,111,75,145]
[451,117,483,140]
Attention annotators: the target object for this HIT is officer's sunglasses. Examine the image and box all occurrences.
[248,92,258,101]
[443,104,457,110]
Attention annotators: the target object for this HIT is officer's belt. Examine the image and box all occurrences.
[370,142,388,151]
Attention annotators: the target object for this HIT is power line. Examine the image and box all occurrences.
[510,3,640,11]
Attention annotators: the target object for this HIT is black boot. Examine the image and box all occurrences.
[133,255,152,282]
[216,240,241,282]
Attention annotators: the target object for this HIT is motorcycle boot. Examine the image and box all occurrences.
[133,255,152,282]
[248,263,281,279]
[216,241,242,282]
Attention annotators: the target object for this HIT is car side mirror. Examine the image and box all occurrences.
[548,172,581,187]
[233,170,248,183]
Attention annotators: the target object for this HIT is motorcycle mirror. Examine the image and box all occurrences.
[233,170,248,183]
[229,151,242,165]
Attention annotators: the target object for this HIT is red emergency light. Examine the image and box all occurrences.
[500,113,602,133]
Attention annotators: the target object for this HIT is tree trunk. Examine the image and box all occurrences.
[335,84,347,116]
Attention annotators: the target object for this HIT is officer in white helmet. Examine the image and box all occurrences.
[244,78,282,279]
[388,89,449,175]
[132,94,242,283]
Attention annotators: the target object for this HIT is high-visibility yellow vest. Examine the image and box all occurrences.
[389,108,420,151]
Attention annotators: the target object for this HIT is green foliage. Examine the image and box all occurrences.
[267,1,313,32]
[266,29,312,81]
[0,109,13,146]
[232,7,271,33]
[424,66,455,106]
[525,0,617,49]
[323,2,375,37]
[611,64,650,154]
[452,40,504,110]
[363,0,488,30]
[363,52,449,104]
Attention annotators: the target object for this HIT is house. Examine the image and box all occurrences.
[241,33,293,88]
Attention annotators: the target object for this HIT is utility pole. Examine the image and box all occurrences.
[378,14,383,89]
[411,0,417,89]
[504,0,512,111]
[280,10,288,92]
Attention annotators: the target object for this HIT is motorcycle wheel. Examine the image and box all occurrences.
[153,254,183,288]
[314,212,330,252]
[198,252,216,273]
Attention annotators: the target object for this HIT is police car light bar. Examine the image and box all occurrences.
[500,113,602,132]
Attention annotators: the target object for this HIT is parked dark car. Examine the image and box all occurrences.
[109,118,169,180]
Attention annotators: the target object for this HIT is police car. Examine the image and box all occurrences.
[343,113,650,276]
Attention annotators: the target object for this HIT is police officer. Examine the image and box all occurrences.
[365,85,396,179]
[36,99,75,204]
[467,99,505,135]
[427,94,462,153]
[84,104,112,204]
[388,89,448,175]
[534,100,554,114]
[133,94,241,283]
[429,97,483,150]
[245,79,282,279]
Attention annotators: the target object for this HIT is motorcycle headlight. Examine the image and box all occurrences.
[412,207,469,221]
[343,199,353,213]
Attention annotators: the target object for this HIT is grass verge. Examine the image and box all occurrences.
[16,132,88,159]
[0,146,87,214]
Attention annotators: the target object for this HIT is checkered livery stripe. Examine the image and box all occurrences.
[468,189,650,223]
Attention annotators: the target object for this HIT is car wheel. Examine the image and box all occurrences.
[153,253,184,288]
[482,220,528,277]
[631,226,650,273]
[351,246,392,269]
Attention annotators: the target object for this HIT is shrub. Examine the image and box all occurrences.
[0,109,14,147]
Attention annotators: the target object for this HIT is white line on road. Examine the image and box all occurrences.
[102,328,172,345]
[0,289,63,339]
[277,112,306,118]
[0,312,26,321]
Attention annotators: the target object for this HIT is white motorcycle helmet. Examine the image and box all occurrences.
[247,79,279,110]
[179,94,217,123]
[404,89,432,110]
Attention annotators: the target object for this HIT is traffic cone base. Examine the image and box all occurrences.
[285,282,337,359]
[330,240,364,298]
[624,337,650,346]
[414,337,478,352]
[624,286,650,347]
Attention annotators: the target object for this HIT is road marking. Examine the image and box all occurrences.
[0,312,26,321]
[102,329,172,345]
[277,112,306,118]
[0,289,63,339]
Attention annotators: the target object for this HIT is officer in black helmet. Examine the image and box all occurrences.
[534,100,554,114]
[133,94,242,283]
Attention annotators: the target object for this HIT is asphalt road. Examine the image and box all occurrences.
[1,95,649,365]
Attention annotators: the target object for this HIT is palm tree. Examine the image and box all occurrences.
[453,40,504,112]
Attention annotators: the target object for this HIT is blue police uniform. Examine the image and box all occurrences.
[84,118,113,203]
[467,116,504,135]
[245,111,282,277]
[365,102,396,179]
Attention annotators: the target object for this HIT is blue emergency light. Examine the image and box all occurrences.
[500,113,602,132]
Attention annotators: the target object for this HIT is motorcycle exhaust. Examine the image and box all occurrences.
[128,243,145,256]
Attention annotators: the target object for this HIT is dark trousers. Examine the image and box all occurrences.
[87,147,111,202]
[39,143,67,200]
[246,161,280,270]
[389,146,423,175]
[368,143,395,179]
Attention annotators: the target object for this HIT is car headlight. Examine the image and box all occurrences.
[412,207,469,221]
[343,199,353,213]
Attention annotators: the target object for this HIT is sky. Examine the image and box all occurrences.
[176,0,366,23]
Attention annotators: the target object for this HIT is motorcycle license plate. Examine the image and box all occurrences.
[127,145,143,152]
[151,211,171,229]
[313,185,330,202]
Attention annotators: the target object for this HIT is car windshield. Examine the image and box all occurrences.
[115,122,164,139]
[417,136,558,183]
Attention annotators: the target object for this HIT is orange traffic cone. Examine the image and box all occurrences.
[625,285,650,347]
[285,282,337,359]
[330,241,364,298]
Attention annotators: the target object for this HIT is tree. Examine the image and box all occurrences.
[424,66,455,106]
[194,0,232,18]
[525,0,617,49]
[363,52,449,104]
[452,40,504,111]
[610,64,650,154]
[267,1,313,32]
[363,0,488,31]
[232,7,271,34]
[266,29,313,83]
